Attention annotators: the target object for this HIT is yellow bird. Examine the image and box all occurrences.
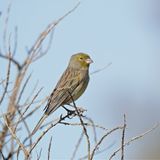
[32,53,93,134]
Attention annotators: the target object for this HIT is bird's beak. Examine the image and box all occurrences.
[85,58,93,64]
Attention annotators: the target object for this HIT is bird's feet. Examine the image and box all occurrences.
[62,106,76,118]
[62,106,87,118]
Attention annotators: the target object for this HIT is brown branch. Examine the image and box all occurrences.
[0,52,11,105]
[17,73,32,104]
[19,97,48,124]
[0,150,6,160]
[79,143,116,160]
[41,117,107,131]
[90,62,112,75]
[0,30,28,151]
[109,123,159,160]
[90,126,123,160]
[15,88,44,155]
[24,80,39,105]
[15,87,43,130]
[84,116,98,146]
[47,136,53,160]
[71,131,84,160]
[28,109,81,154]
[0,79,6,85]
[121,114,126,160]
[0,2,81,149]
[27,1,80,62]
[3,115,29,158]
[13,26,18,56]
[32,29,55,62]
[36,148,42,160]
[0,53,21,70]
[0,63,30,150]
[69,92,91,160]
[3,0,12,53]
[16,108,33,151]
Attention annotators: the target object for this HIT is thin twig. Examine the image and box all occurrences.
[24,80,39,105]
[15,87,43,130]
[109,123,159,160]
[29,110,80,154]
[84,116,98,146]
[0,53,21,70]
[13,26,18,56]
[79,142,116,160]
[48,136,53,160]
[41,120,108,132]
[3,0,12,53]
[90,126,123,160]
[16,108,32,153]
[0,52,11,105]
[27,1,80,62]
[69,92,91,160]
[17,73,32,104]
[33,29,55,62]
[19,97,48,124]
[71,131,84,160]
[90,62,112,75]
[3,115,29,158]
[36,148,42,160]
[121,114,126,160]
[0,150,5,160]
[0,79,6,85]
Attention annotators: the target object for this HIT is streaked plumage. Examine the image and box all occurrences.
[32,53,93,134]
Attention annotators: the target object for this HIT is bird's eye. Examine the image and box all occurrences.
[79,57,83,60]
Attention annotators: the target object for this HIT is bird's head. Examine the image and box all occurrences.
[69,53,93,70]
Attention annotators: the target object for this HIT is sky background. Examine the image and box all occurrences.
[0,0,160,159]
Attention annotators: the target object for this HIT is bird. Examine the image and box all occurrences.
[32,53,93,134]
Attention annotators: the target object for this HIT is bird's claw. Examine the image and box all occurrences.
[63,106,76,118]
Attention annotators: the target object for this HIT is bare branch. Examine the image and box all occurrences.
[0,150,6,160]
[41,118,108,131]
[24,80,39,105]
[109,123,159,160]
[16,107,33,152]
[17,73,32,104]
[32,29,55,62]
[71,131,84,160]
[84,116,98,146]
[15,87,43,131]
[90,62,112,75]
[69,92,91,160]
[0,53,21,70]
[3,0,12,53]
[36,148,42,160]
[27,1,80,63]
[18,97,48,124]
[47,136,53,160]
[28,109,82,154]
[0,52,11,105]
[13,26,18,56]
[0,64,30,150]
[90,126,123,160]
[3,115,29,158]
[121,114,126,160]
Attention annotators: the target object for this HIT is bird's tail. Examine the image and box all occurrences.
[31,114,48,135]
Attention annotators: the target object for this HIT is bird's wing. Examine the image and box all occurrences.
[44,67,81,115]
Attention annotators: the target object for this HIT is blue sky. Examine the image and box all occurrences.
[0,0,160,159]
